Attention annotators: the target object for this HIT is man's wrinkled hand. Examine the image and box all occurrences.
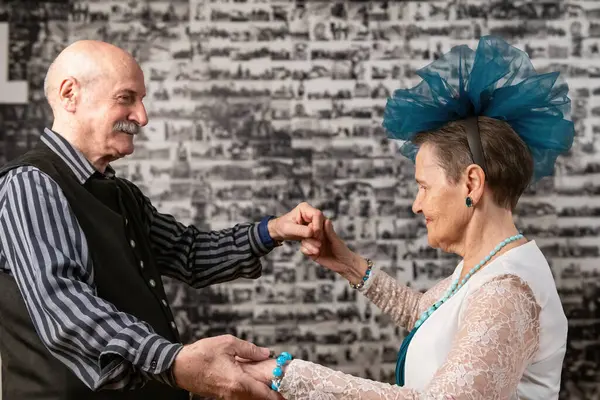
[171,334,281,400]
[268,202,325,242]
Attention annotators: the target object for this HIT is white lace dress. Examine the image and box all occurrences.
[279,241,567,399]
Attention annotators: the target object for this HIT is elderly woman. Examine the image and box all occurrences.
[242,36,574,399]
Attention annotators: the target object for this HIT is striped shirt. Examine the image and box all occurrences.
[0,128,276,391]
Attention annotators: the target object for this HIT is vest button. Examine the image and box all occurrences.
[161,299,168,307]
[170,321,177,330]
[130,239,136,248]
[140,260,144,269]
[125,218,128,225]
[149,279,156,287]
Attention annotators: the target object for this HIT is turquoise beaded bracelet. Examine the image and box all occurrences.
[349,258,373,290]
[270,351,293,392]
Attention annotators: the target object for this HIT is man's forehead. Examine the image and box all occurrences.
[112,72,146,96]
[116,87,146,96]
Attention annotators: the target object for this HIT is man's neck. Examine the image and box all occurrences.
[50,123,110,173]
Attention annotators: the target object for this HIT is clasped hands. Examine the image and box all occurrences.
[172,202,364,399]
[268,201,367,283]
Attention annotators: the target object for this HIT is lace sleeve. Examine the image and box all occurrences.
[279,274,541,400]
[362,270,452,330]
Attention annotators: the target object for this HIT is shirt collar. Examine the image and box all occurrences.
[41,127,115,184]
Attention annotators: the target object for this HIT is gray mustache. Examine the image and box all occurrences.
[113,121,140,135]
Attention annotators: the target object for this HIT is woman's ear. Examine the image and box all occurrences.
[464,164,485,205]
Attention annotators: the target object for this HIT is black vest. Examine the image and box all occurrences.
[0,141,189,400]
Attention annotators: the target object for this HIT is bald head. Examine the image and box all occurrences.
[44,40,140,109]
[45,40,148,170]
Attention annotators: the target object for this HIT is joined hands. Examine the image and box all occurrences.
[171,203,367,399]
[171,334,282,400]
[270,202,368,283]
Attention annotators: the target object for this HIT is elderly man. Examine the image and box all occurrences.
[0,40,324,400]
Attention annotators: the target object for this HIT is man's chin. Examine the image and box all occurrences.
[113,141,135,158]
[120,144,135,156]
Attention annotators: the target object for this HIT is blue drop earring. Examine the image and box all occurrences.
[466,196,473,207]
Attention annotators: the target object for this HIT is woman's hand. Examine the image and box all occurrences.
[299,219,368,284]
[239,358,277,385]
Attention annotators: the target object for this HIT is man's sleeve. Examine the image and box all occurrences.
[121,179,278,288]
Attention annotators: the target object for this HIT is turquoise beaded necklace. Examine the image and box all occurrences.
[395,232,524,386]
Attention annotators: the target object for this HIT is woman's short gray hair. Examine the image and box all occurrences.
[412,116,534,210]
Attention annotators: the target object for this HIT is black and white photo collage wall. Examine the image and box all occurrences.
[1,1,599,398]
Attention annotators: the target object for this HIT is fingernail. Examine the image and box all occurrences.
[261,347,271,357]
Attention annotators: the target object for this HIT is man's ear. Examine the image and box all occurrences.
[58,77,80,112]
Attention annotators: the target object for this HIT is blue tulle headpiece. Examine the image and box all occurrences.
[382,35,575,183]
